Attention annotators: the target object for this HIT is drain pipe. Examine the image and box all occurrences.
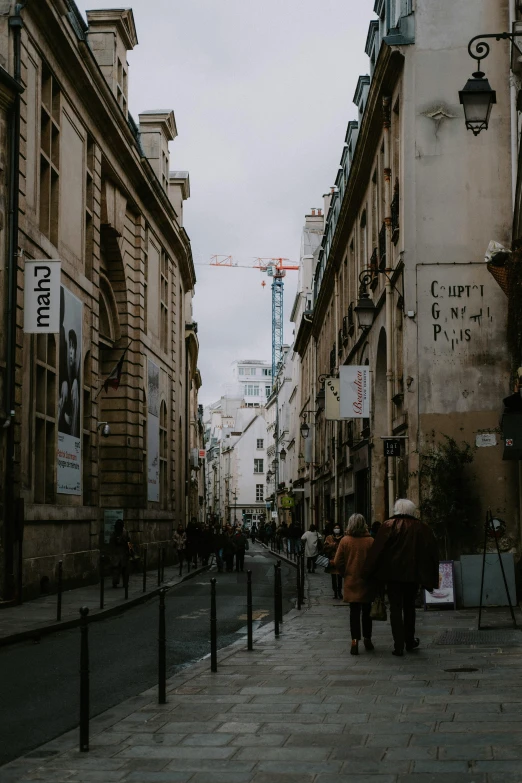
[383,95,395,516]
[3,4,25,600]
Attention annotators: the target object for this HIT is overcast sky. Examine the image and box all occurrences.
[76,0,372,405]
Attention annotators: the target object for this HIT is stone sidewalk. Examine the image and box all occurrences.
[0,562,209,647]
[2,571,522,783]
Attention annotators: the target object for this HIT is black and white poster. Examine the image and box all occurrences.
[57,285,82,495]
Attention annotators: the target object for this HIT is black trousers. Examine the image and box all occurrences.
[387,581,418,651]
[307,555,317,572]
[235,550,245,571]
[349,602,372,640]
[331,573,342,595]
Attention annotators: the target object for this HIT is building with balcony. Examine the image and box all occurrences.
[294,0,518,556]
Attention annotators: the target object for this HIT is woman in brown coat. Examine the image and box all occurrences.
[334,513,375,656]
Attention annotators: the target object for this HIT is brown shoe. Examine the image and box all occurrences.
[363,638,374,651]
[350,640,359,656]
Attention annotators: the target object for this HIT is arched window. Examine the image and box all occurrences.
[160,401,168,510]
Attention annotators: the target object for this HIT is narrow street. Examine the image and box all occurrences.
[0,547,294,766]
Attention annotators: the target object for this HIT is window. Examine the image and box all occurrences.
[160,250,169,353]
[238,367,245,375]
[254,458,264,474]
[245,384,260,396]
[85,134,94,279]
[160,401,168,509]
[34,334,56,503]
[262,368,272,376]
[116,57,127,115]
[265,385,271,397]
[256,439,264,449]
[142,223,149,332]
[39,63,60,245]
[256,484,264,502]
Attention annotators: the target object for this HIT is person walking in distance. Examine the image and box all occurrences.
[334,513,375,656]
[301,524,322,573]
[233,527,249,572]
[110,519,130,588]
[324,524,344,599]
[173,524,187,576]
[365,498,439,656]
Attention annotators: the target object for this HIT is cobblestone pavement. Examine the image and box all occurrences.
[2,571,522,783]
[0,562,209,646]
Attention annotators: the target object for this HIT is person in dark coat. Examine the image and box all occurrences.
[233,529,249,571]
[365,498,439,656]
[110,519,130,588]
[324,524,344,599]
[223,526,236,572]
[213,528,227,573]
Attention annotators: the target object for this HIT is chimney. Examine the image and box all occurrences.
[86,9,138,118]
[138,111,177,193]
[168,171,190,226]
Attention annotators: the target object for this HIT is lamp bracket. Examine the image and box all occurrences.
[468,32,522,71]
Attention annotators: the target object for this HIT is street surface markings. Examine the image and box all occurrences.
[177,608,209,620]
[237,609,269,621]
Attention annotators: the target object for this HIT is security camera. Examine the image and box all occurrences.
[97,421,111,438]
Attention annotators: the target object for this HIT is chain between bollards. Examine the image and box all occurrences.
[99,554,105,610]
[56,559,63,622]
[210,577,217,672]
[142,545,147,593]
[79,606,89,752]
[247,570,253,651]
[158,587,167,704]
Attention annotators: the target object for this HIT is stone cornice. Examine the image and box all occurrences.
[312,46,404,338]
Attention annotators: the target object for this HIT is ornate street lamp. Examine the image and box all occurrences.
[354,270,376,331]
[279,447,287,461]
[459,32,522,136]
[300,420,310,439]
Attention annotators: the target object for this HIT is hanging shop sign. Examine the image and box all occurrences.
[384,439,401,457]
[24,260,61,333]
[325,377,342,420]
[339,365,370,419]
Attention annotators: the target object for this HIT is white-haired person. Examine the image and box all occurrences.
[365,498,439,656]
[334,513,376,656]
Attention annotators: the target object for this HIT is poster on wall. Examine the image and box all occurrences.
[339,365,370,419]
[147,359,160,502]
[57,285,82,495]
[425,561,455,608]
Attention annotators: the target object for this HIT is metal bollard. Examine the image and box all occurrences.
[274,563,280,637]
[79,606,90,752]
[157,547,161,586]
[247,570,253,651]
[210,578,217,672]
[99,555,105,610]
[158,588,167,704]
[276,560,283,625]
[142,546,147,593]
[124,566,129,600]
[296,553,302,610]
[56,560,63,622]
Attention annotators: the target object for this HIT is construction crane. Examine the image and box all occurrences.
[201,255,299,381]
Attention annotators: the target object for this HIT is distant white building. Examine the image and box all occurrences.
[204,367,269,526]
[224,359,273,405]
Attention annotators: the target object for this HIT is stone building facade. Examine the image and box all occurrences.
[0,2,199,599]
[294,0,519,556]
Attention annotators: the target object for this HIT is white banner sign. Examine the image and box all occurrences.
[147,359,160,502]
[24,260,61,333]
[339,365,370,419]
